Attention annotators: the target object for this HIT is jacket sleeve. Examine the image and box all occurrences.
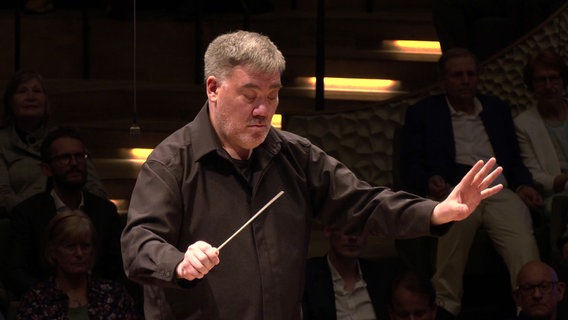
[303,140,443,239]
[0,150,19,215]
[514,111,556,194]
[120,159,186,288]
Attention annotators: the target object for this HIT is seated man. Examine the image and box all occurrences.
[514,261,565,320]
[401,47,542,319]
[388,270,437,320]
[3,127,123,297]
[302,225,395,320]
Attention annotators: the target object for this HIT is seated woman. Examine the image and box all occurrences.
[515,48,568,210]
[16,210,139,319]
[0,70,106,216]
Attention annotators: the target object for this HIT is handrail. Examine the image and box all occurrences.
[315,0,325,111]
[82,5,90,79]
[14,0,21,71]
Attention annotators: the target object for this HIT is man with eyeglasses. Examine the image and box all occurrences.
[4,127,124,299]
[515,49,568,206]
[514,261,566,320]
[515,49,568,265]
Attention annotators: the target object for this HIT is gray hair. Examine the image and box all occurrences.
[204,30,286,83]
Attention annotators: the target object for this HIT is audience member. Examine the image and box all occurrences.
[388,270,437,320]
[4,127,123,298]
[515,49,568,208]
[514,260,565,320]
[401,47,542,319]
[120,30,503,319]
[0,70,107,216]
[16,210,139,319]
[303,225,395,320]
[515,48,568,268]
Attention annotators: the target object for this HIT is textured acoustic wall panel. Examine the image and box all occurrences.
[285,4,568,188]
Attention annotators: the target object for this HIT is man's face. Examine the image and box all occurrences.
[43,137,88,190]
[531,65,565,105]
[440,55,478,104]
[207,65,281,160]
[389,288,437,320]
[325,227,368,259]
[514,267,565,319]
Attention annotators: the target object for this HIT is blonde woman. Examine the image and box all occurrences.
[16,210,139,319]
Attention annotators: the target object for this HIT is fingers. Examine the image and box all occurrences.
[478,164,503,190]
[475,158,503,200]
[480,183,503,200]
[472,158,497,186]
[462,157,502,191]
[176,241,220,281]
[459,158,487,187]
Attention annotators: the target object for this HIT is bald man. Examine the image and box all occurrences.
[514,261,566,320]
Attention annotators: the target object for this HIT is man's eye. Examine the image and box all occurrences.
[244,94,256,101]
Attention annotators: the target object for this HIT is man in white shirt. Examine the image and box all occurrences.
[401,47,542,319]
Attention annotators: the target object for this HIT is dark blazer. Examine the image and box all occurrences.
[302,256,394,320]
[4,191,123,297]
[401,94,534,196]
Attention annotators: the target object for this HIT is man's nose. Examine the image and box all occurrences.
[69,155,79,165]
[252,102,269,116]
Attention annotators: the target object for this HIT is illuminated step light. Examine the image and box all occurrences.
[130,148,153,160]
[296,77,401,93]
[272,114,282,129]
[382,40,441,54]
[110,199,129,214]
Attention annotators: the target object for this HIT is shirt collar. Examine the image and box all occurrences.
[190,102,283,163]
[326,254,363,283]
[446,96,483,117]
[50,188,85,212]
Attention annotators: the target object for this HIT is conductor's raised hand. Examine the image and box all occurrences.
[176,241,220,281]
[431,157,503,225]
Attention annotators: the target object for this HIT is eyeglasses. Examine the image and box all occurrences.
[533,75,563,86]
[516,281,557,296]
[50,152,88,166]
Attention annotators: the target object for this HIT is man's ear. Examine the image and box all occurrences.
[41,162,52,178]
[558,281,566,301]
[206,76,219,102]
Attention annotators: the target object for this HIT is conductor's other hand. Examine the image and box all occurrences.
[176,241,220,281]
[431,157,503,225]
